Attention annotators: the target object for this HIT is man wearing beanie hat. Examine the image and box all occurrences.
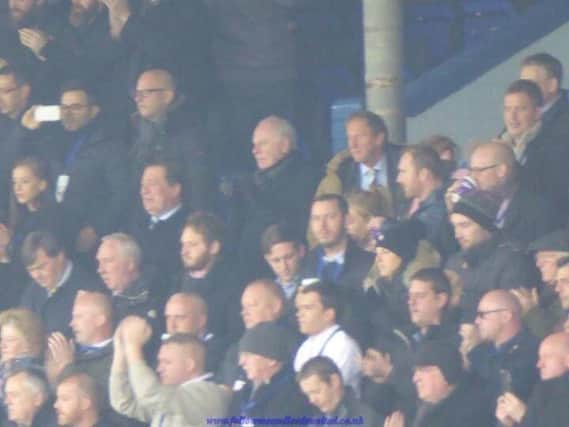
[383,340,493,427]
[445,190,538,326]
[228,321,310,426]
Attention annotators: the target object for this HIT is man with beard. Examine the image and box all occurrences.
[179,211,243,341]
[22,0,130,130]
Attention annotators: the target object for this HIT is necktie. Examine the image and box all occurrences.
[148,217,160,230]
[369,168,383,192]
[321,261,341,283]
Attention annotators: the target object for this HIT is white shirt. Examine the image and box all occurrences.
[359,157,388,191]
[150,203,182,224]
[294,325,362,394]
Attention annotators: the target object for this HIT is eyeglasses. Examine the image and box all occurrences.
[60,104,89,113]
[476,308,508,319]
[468,164,499,173]
[131,88,168,99]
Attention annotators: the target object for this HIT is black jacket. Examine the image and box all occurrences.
[410,374,494,427]
[520,375,569,427]
[500,186,563,248]
[127,204,189,303]
[237,151,319,281]
[314,387,382,427]
[20,262,102,336]
[43,119,130,239]
[179,256,245,340]
[468,328,539,404]
[445,236,539,322]
[228,365,311,427]
[128,100,212,211]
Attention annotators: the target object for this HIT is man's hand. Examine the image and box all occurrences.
[459,323,481,368]
[100,0,131,38]
[76,226,98,253]
[497,392,527,424]
[495,398,515,427]
[45,332,75,384]
[0,224,11,254]
[510,288,539,315]
[120,316,152,348]
[18,28,49,59]
[21,106,42,130]
[384,411,405,427]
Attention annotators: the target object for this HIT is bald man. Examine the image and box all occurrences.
[468,141,561,245]
[129,68,212,210]
[217,279,300,387]
[466,290,539,404]
[164,293,228,373]
[110,318,231,426]
[237,116,318,281]
[497,332,569,427]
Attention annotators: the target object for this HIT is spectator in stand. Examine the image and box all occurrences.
[496,332,569,427]
[463,290,539,405]
[4,368,57,427]
[127,160,189,301]
[236,115,318,281]
[420,134,459,183]
[20,230,101,335]
[345,191,391,253]
[96,233,160,324]
[466,141,561,246]
[299,356,381,427]
[498,79,569,216]
[554,256,569,332]
[127,68,212,211]
[317,111,401,216]
[520,52,569,135]
[22,81,130,257]
[178,211,243,340]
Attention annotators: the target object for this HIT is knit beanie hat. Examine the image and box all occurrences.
[374,220,425,263]
[415,341,464,385]
[452,190,500,232]
[239,321,294,362]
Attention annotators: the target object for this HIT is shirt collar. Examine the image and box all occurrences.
[151,203,182,223]
[322,251,345,265]
[47,262,73,297]
[182,372,213,386]
[359,158,384,176]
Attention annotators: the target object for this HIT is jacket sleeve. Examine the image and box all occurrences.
[109,367,152,422]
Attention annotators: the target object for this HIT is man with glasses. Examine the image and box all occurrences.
[129,68,212,211]
[22,81,129,256]
[467,141,561,247]
[464,289,539,407]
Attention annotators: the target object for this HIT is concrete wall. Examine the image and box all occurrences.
[406,22,569,154]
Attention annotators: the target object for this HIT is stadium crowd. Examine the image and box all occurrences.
[0,1,568,426]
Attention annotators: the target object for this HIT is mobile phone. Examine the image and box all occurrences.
[34,105,61,122]
[499,369,512,393]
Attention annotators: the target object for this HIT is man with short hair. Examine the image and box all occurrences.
[128,160,188,299]
[96,233,159,323]
[496,332,569,427]
[520,52,569,132]
[237,115,318,280]
[301,194,374,291]
[498,79,569,215]
[465,290,539,405]
[179,211,243,340]
[4,369,57,427]
[298,356,380,427]
[294,284,362,394]
[396,145,456,257]
[261,222,306,322]
[20,230,101,335]
[128,68,212,210]
[229,322,309,426]
[316,110,402,213]
[164,293,227,373]
[23,81,130,254]
[54,370,109,427]
[110,317,231,426]
[467,141,561,246]
[554,257,569,331]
